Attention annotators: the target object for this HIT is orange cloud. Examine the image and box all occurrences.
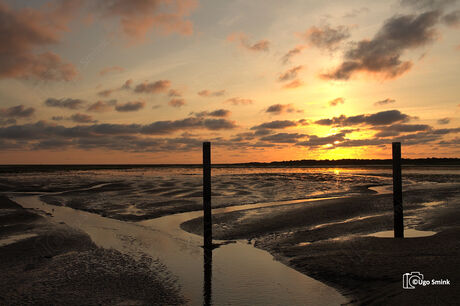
[198,89,226,97]
[115,101,146,112]
[278,66,304,82]
[328,97,345,106]
[301,25,350,51]
[0,0,79,81]
[227,32,270,52]
[225,97,254,105]
[97,0,198,42]
[134,80,171,93]
[169,98,186,107]
[282,79,303,89]
[281,45,305,64]
[87,100,117,113]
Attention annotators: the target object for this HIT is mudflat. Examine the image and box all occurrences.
[0,196,184,305]
[181,185,460,305]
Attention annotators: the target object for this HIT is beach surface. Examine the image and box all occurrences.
[181,185,460,305]
[0,195,184,305]
[1,166,459,305]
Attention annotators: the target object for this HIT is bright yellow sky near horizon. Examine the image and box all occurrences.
[0,0,459,164]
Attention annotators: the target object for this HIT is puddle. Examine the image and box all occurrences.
[422,201,445,207]
[369,182,460,195]
[368,185,392,194]
[367,229,437,238]
[12,195,347,306]
[309,213,389,230]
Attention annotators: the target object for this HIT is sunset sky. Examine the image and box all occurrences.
[0,0,459,164]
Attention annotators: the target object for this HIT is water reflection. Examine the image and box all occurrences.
[203,246,213,306]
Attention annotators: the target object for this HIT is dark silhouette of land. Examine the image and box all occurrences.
[0,157,459,174]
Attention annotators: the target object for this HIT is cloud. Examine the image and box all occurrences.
[225,97,254,105]
[296,133,346,147]
[197,89,226,97]
[168,98,186,107]
[134,80,171,93]
[373,123,431,137]
[322,11,441,80]
[438,137,460,146]
[278,66,304,82]
[251,120,298,130]
[400,0,457,10]
[0,116,238,143]
[227,32,270,52]
[281,45,305,64]
[0,1,79,81]
[168,89,182,97]
[230,132,256,142]
[282,79,303,89]
[260,133,307,143]
[87,100,117,112]
[44,98,85,109]
[342,128,460,149]
[32,138,74,150]
[115,101,145,112]
[328,97,345,107]
[98,79,133,97]
[265,104,302,115]
[302,25,350,51]
[442,9,460,26]
[141,117,236,134]
[97,89,115,97]
[0,105,35,119]
[209,109,231,117]
[95,0,198,42]
[193,109,231,118]
[203,118,237,130]
[315,110,411,126]
[99,66,124,76]
[292,124,460,149]
[70,113,97,123]
[121,79,133,90]
[437,117,450,124]
[374,98,396,106]
[0,118,16,126]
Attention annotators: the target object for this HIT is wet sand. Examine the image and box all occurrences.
[181,186,460,305]
[0,196,184,305]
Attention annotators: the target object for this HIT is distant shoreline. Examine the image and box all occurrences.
[0,158,459,173]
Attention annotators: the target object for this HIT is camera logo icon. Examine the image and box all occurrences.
[403,272,424,289]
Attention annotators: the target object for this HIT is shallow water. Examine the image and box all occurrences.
[367,229,437,238]
[13,195,347,305]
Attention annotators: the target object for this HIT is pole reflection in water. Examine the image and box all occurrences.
[203,246,213,306]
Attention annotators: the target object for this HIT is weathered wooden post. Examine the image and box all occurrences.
[203,142,212,248]
[392,142,404,238]
[202,142,213,305]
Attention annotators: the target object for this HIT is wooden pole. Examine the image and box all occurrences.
[203,142,212,248]
[392,142,404,238]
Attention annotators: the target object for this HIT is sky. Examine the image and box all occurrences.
[0,0,459,164]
